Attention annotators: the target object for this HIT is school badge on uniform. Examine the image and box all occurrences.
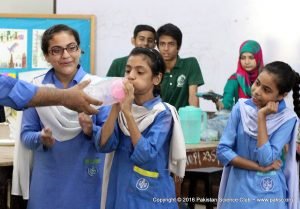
[84,158,100,177]
[260,177,274,191]
[87,166,98,177]
[136,178,149,191]
[177,75,186,87]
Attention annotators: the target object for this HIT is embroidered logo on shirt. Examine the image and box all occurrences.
[177,75,186,87]
[260,177,274,191]
[136,178,149,190]
[87,166,98,177]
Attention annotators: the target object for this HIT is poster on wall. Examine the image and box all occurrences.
[32,29,51,69]
[0,14,95,77]
[0,72,17,78]
[0,29,27,69]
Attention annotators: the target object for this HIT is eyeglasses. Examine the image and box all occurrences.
[48,44,79,56]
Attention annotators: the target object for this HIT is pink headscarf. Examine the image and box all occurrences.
[236,40,264,98]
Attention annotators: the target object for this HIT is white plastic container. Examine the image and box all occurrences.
[84,77,125,106]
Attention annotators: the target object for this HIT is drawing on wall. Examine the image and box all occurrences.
[0,14,94,75]
[32,29,52,69]
[0,72,17,78]
[0,29,27,69]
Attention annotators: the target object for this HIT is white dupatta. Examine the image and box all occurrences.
[11,73,103,199]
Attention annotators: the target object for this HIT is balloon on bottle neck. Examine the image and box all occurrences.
[111,79,125,102]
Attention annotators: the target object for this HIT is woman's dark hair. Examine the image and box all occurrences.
[263,61,300,117]
[128,47,165,96]
[41,24,80,55]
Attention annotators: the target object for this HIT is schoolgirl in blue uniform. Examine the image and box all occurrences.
[217,61,300,209]
[89,47,179,209]
[21,24,104,209]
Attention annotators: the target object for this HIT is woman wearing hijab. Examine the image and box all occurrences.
[214,40,264,110]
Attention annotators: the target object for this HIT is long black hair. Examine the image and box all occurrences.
[263,61,300,117]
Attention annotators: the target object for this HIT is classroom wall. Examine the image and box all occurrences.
[57,0,300,111]
[0,0,53,14]
[3,0,300,111]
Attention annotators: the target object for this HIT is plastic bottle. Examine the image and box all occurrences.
[84,77,125,106]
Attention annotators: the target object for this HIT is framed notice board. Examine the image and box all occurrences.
[0,13,95,78]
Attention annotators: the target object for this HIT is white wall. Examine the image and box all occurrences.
[1,0,53,14]
[40,0,300,110]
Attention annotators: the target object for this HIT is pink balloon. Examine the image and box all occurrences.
[111,79,125,101]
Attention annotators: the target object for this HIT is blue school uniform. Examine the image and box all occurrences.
[0,74,37,109]
[21,67,105,209]
[94,97,178,209]
[217,99,298,209]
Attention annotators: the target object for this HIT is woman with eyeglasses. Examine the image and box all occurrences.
[19,24,105,209]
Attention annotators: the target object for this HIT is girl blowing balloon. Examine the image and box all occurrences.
[81,47,185,209]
